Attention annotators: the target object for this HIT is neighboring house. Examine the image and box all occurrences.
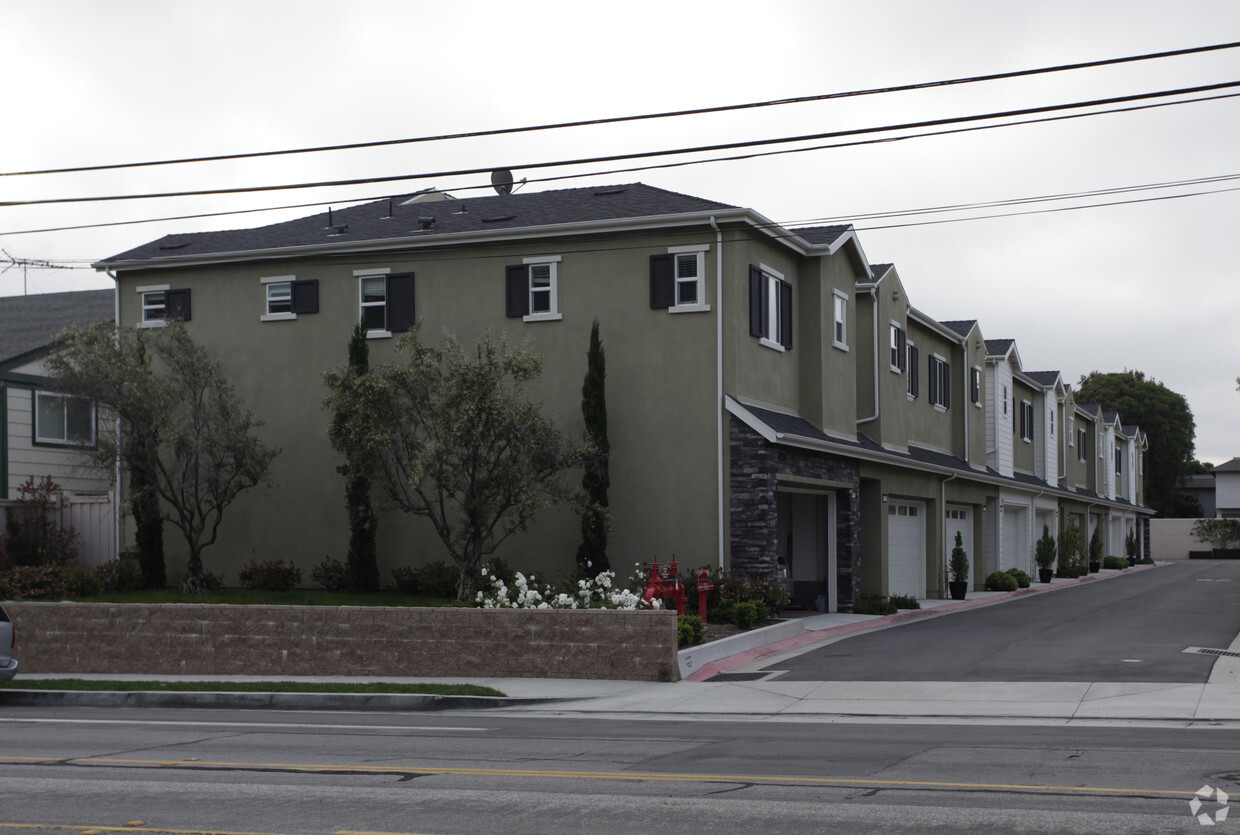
[1212,458,1240,518]
[94,182,1154,606]
[1185,473,1217,518]
[0,290,116,564]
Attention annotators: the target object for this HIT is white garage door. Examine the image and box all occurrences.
[1001,505,1026,572]
[946,506,972,579]
[888,501,926,599]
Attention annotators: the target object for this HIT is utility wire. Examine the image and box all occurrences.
[5,80,1239,208]
[4,41,1237,179]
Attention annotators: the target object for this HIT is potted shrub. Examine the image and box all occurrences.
[948,531,969,600]
[1035,523,1057,584]
[1058,521,1084,579]
[1088,524,1103,573]
[1124,529,1138,567]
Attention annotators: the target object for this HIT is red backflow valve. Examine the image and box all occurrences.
[642,560,687,615]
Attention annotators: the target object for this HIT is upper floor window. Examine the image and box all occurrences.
[261,276,319,322]
[506,256,562,322]
[832,290,848,350]
[650,247,710,313]
[1019,401,1034,442]
[356,269,415,337]
[1049,407,1055,436]
[1115,447,1123,474]
[970,367,981,406]
[1068,417,1075,446]
[1002,385,1009,417]
[35,391,95,446]
[138,285,191,327]
[1078,427,1087,460]
[890,324,907,372]
[928,355,950,409]
[748,264,792,351]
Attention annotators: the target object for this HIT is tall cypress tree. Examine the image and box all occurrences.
[576,319,611,575]
[338,325,380,592]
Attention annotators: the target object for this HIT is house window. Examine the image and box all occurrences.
[1002,385,1008,417]
[890,324,906,372]
[928,355,950,409]
[1115,447,1123,474]
[1068,417,1075,446]
[506,256,562,321]
[649,247,709,313]
[35,392,95,446]
[907,343,919,398]
[970,367,981,406]
[1078,428,1087,461]
[138,285,191,327]
[356,270,415,337]
[1020,401,1034,442]
[261,276,319,321]
[832,290,848,350]
[748,264,792,351]
[1049,407,1055,437]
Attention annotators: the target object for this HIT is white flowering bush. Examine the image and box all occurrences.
[475,566,655,610]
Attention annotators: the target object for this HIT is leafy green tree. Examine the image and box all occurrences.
[328,325,381,592]
[1191,518,1240,550]
[1076,370,1196,517]
[47,323,279,591]
[575,319,611,576]
[324,327,585,600]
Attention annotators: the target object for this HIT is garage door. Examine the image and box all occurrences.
[946,506,972,580]
[1001,505,1026,572]
[888,501,926,599]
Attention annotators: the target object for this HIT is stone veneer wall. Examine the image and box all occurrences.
[5,603,680,682]
[729,417,861,610]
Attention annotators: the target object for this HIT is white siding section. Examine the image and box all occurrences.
[986,362,1014,477]
[1042,397,1059,487]
[4,386,111,497]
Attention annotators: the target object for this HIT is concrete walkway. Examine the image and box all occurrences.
[7,563,1240,724]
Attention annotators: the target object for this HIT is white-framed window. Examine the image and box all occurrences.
[832,290,848,350]
[1068,417,1075,446]
[137,284,190,327]
[748,264,791,351]
[1115,447,1123,474]
[356,268,415,337]
[907,342,919,398]
[34,391,95,446]
[1002,385,1009,417]
[650,246,709,313]
[1049,407,1055,437]
[506,256,562,322]
[1020,400,1034,442]
[890,324,906,372]
[928,355,950,409]
[260,275,319,322]
[1078,428,1087,461]
[970,367,982,407]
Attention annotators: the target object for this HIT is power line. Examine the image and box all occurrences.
[5,80,1238,209]
[5,41,1237,179]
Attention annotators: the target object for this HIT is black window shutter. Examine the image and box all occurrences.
[909,346,920,396]
[778,280,793,349]
[290,279,319,314]
[942,362,950,408]
[387,273,415,332]
[505,265,529,318]
[748,265,764,338]
[896,328,907,371]
[166,288,191,321]
[928,359,939,406]
[970,369,979,403]
[649,254,675,309]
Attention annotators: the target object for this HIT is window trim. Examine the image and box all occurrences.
[33,390,96,447]
[355,268,415,338]
[357,269,392,338]
[137,284,172,328]
[1020,400,1034,442]
[970,366,982,407]
[890,324,907,373]
[832,289,848,350]
[928,354,950,411]
[749,264,791,352]
[261,275,297,321]
[668,245,709,313]
[1068,417,1075,446]
[1078,427,1087,462]
[507,256,563,322]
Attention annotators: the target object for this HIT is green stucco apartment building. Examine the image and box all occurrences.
[94,183,1151,609]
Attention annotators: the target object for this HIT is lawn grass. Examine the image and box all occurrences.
[0,679,504,696]
[72,589,458,607]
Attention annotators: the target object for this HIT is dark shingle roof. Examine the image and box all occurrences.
[0,290,114,363]
[1025,371,1061,387]
[1213,457,1240,473]
[790,225,852,246]
[1077,403,1100,416]
[940,319,978,338]
[985,338,1015,356]
[100,183,737,264]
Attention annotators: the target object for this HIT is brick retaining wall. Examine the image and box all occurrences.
[5,603,680,682]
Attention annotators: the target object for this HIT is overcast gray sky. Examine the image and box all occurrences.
[3,0,1237,465]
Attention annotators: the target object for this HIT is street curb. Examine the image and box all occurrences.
[684,562,1166,682]
[0,690,560,712]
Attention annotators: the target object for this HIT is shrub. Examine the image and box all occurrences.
[237,559,303,592]
[1005,568,1031,589]
[62,563,101,597]
[851,593,897,616]
[730,600,768,630]
[949,532,969,583]
[1035,525,1057,570]
[984,571,1018,592]
[888,592,921,609]
[391,560,461,598]
[310,556,349,591]
[678,615,704,648]
[1137,557,1154,565]
[177,568,223,594]
[4,564,70,599]
[3,476,79,566]
[1102,556,1128,570]
[96,556,145,593]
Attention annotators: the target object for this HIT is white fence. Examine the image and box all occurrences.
[0,491,116,567]
[1149,518,1211,560]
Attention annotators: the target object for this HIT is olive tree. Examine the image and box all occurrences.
[47,322,279,591]
[324,327,586,599]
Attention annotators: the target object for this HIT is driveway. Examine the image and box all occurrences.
[764,560,1240,682]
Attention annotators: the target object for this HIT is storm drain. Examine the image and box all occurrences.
[1184,647,1240,659]
[705,671,781,683]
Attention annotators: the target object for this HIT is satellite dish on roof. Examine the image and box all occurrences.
[491,168,514,196]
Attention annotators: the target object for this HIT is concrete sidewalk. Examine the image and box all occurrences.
[6,563,1239,724]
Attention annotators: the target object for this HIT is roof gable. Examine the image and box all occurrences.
[0,290,114,364]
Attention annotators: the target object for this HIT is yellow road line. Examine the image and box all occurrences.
[0,754,1201,797]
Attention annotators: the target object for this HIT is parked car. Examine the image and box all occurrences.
[0,605,17,682]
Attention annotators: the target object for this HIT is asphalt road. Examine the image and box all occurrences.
[1,707,1235,833]
[765,560,1240,682]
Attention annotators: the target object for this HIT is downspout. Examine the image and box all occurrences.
[1058,400,1067,482]
[711,216,725,569]
[940,472,957,596]
[960,338,969,465]
[107,270,122,561]
[858,286,880,425]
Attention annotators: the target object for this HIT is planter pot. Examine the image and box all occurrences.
[1038,568,1054,584]
[1089,560,1101,574]
[1127,557,1137,567]
[948,581,968,600]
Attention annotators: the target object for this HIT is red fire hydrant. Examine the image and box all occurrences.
[642,560,687,615]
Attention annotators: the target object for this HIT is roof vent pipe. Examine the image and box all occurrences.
[418,217,435,231]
